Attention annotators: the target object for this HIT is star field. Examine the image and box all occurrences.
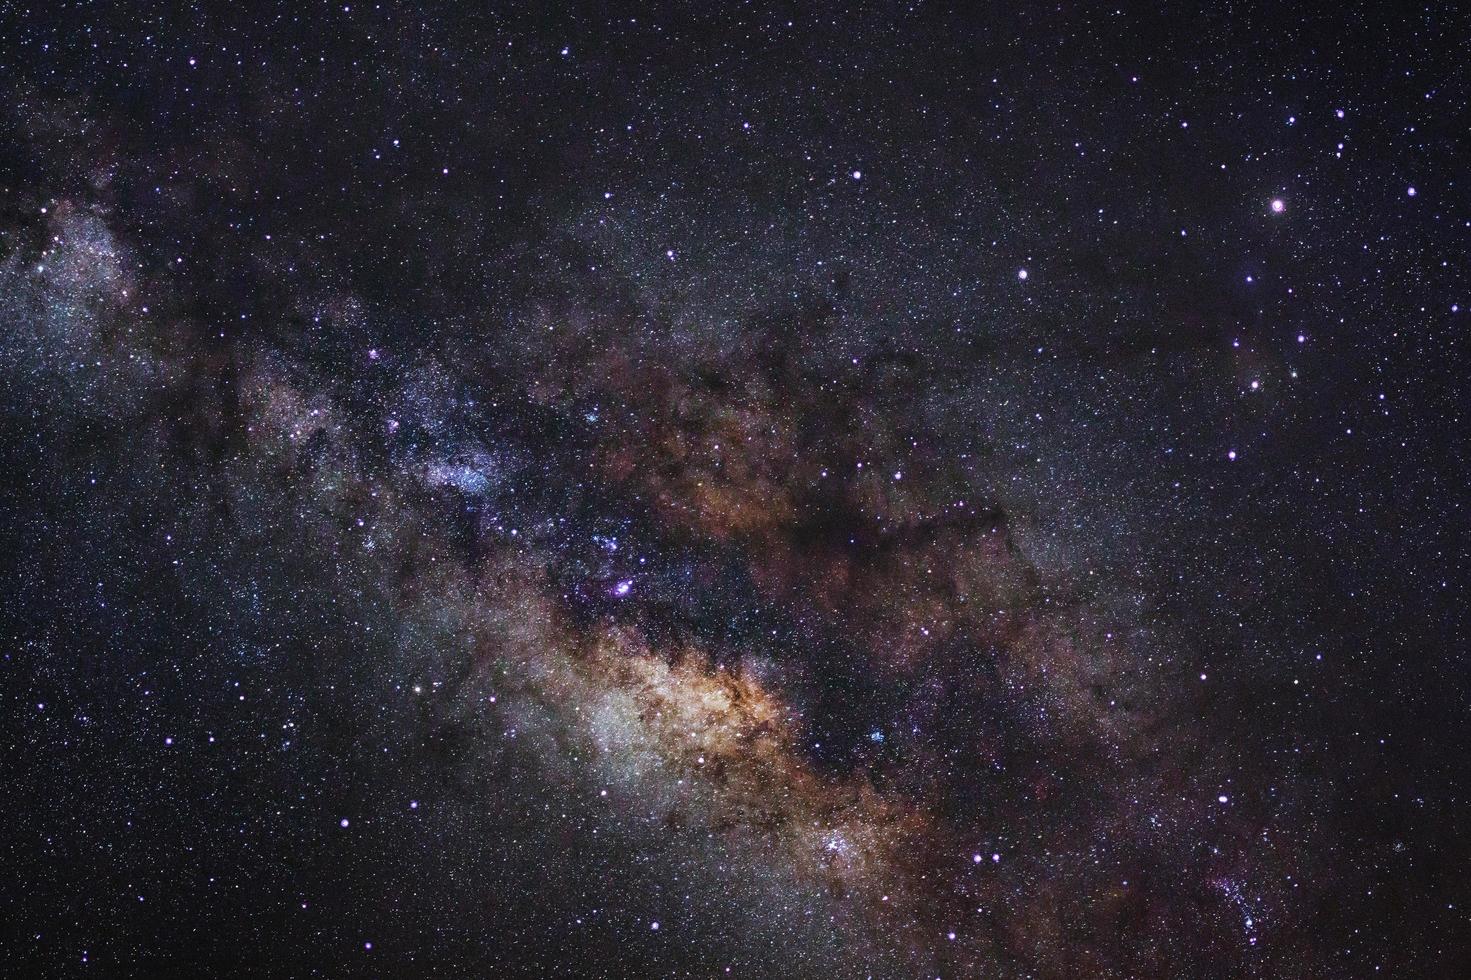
[1,3,1469,978]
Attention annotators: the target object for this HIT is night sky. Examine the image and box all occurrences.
[2,3,1469,977]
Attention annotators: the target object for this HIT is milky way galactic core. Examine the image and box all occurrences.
[1,3,1468,978]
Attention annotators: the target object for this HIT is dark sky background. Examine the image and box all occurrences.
[1,2,1468,977]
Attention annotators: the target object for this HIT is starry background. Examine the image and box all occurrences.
[1,2,1468,977]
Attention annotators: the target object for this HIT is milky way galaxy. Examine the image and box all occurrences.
[2,4,1469,978]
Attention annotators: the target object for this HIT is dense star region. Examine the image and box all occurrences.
[1,3,1469,977]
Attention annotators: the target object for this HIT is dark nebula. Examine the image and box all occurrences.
[2,3,1468,977]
